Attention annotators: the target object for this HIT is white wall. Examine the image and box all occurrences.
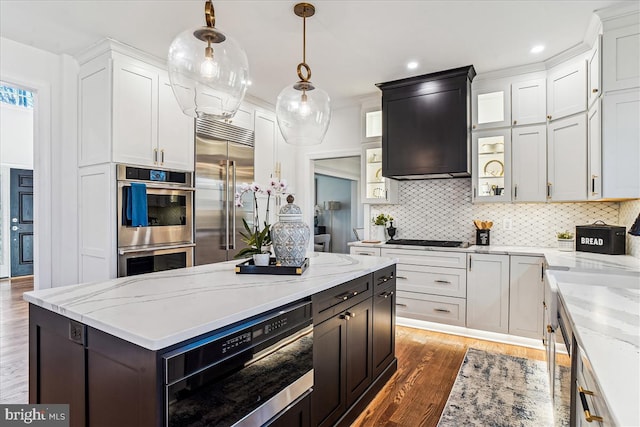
[295,103,364,236]
[0,104,34,167]
[0,37,79,288]
[0,103,34,278]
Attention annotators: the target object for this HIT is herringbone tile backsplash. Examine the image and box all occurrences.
[371,179,639,257]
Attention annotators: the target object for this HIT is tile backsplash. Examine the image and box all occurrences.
[372,179,639,256]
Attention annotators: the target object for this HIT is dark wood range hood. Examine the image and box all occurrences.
[376,65,476,179]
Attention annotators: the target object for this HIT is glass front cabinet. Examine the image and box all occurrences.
[472,129,511,203]
[362,141,398,204]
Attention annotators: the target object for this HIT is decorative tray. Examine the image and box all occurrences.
[235,258,309,275]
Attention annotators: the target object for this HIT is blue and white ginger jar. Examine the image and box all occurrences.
[271,195,310,266]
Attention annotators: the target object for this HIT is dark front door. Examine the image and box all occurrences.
[10,168,34,277]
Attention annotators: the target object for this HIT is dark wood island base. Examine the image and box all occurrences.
[28,264,397,427]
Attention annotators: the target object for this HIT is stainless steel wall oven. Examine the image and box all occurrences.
[162,299,313,427]
[117,165,195,277]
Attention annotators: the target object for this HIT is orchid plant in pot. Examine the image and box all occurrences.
[234,178,288,265]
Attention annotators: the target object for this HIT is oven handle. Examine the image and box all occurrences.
[118,243,195,255]
[117,181,195,191]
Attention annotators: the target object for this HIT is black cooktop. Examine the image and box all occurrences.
[386,239,467,248]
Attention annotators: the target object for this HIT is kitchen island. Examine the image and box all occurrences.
[25,252,398,427]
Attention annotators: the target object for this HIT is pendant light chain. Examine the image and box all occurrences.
[302,12,306,65]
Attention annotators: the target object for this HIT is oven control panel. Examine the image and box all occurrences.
[164,299,312,384]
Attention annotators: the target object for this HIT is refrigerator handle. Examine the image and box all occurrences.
[224,159,230,251]
[230,160,237,250]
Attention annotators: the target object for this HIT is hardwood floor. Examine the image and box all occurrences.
[0,276,32,404]
[0,277,546,427]
[351,327,545,427]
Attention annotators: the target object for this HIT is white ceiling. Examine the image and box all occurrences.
[0,0,629,106]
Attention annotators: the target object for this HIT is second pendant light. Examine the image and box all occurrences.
[276,2,331,146]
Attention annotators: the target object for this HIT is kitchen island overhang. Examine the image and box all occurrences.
[25,253,398,427]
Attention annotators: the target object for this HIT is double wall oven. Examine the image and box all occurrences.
[117,165,195,277]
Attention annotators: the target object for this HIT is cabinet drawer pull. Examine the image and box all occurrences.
[592,88,599,93]
[340,313,351,321]
[547,115,552,120]
[547,182,552,199]
[153,148,158,164]
[345,311,356,318]
[434,280,451,284]
[377,275,392,283]
[357,252,372,256]
[514,184,518,199]
[396,276,408,280]
[433,308,451,313]
[378,291,394,299]
[579,386,604,422]
[396,303,408,308]
[547,325,554,333]
[160,149,165,165]
[335,292,350,301]
[591,175,598,195]
[513,120,517,125]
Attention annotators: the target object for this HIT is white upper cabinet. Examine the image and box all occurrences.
[225,104,254,131]
[472,80,511,130]
[363,108,382,141]
[587,99,602,200]
[158,74,195,171]
[512,78,546,126]
[603,25,640,92]
[547,59,587,122]
[112,59,158,168]
[512,125,547,202]
[472,129,511,203]
[602,89,640,199]
[362,142,398,204]
[79,48,195,171]
[587,36,602,108]
[547,114,587,201]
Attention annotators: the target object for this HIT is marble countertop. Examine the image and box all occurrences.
[552,270,640,426]
[23,253,396,351]
[349,241,640,272]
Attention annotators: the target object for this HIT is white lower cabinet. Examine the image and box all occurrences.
[382,248,467,327]
[466,253,510,334]
[508,256,544,339]
[349,246,381,256]
[396,291,466,327]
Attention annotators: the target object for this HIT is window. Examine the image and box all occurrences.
[0,83,34,108]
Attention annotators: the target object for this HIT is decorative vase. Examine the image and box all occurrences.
[386,221,397,240]
[271,195,311,266]
[372,225,386,242]
[252,253,270,266]
[557,238,574,251]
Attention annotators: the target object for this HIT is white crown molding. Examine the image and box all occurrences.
[74,38,167,69]
[595,2,640,24]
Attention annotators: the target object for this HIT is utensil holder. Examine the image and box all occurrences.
[476,229,490,246]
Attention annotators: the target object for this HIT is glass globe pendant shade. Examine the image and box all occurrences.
[276,82,331,146]
[167,20,249,119]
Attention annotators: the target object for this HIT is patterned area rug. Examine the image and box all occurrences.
[437,348,569,427]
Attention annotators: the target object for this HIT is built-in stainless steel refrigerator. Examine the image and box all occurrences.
[195,118,254,264]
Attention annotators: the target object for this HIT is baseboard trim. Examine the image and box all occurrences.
[397,317,544,350]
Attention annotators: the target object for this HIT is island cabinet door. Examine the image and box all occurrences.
[312,314,347,427]
[345,298,374,408]
[29,305,86,427]
[86,327,161,427]
[372,281,396,379]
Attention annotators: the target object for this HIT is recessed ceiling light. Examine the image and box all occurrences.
[530,45,545,54]
[407,61,418,70]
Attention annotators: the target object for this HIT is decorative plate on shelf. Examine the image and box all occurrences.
[375,168,383,181]
[483,159,504,177]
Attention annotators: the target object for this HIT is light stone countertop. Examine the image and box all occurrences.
[349,241,640,272]
[552,271,640,427]
[23,253,396,351]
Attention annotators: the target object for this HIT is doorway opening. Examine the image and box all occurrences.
[313,156,361,253]
[0,83,35,279]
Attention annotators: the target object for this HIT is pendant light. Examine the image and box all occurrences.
[167,0,249,119]
[276,3,331,146]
